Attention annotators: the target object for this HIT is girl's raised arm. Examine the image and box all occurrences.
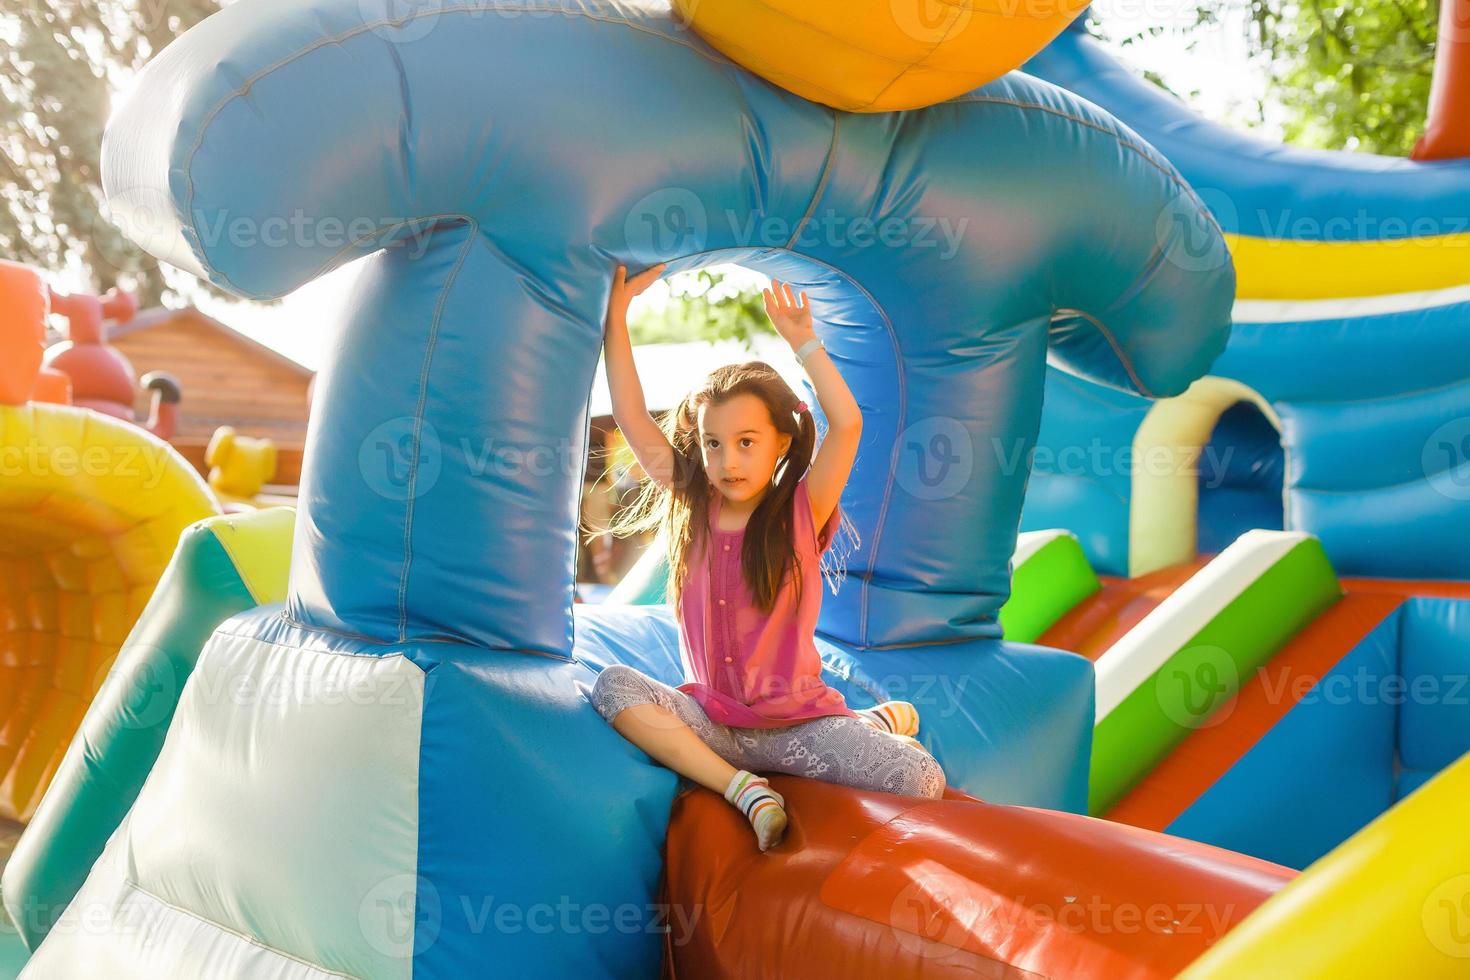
[603,263,676,488]
[763,280,862,530]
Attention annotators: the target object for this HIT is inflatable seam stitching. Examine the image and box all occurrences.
[784,115,840,250]
[119,876,357,978]
[396,217,479,643]
[213,624,431,672]
[952,94,1221,238]
[180,4,781,292]
[855,0,969,112]
[1051,307,1154,397]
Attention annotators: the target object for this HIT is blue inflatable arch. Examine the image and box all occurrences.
[108,0,1231,655]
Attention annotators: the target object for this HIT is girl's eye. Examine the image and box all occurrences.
[740,438,753,448]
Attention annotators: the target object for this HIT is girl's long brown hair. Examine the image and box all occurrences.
[589,361,825,613]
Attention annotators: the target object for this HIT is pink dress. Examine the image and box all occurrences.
[675,472,860,729]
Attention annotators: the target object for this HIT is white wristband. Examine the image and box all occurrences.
[794,337,825,366]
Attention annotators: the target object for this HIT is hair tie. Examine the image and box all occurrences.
[794,400,808,414]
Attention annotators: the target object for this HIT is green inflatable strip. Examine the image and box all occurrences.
[1,514,289,950]
[1088,538,1341,815]
[1000,535,1101,643]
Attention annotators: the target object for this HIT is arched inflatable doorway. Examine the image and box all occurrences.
[1129,377,1284,576]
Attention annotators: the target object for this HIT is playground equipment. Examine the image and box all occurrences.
[0,261,218,827]
[204,426,293,511]
[4,1,1467,977]
[40,285,184,441]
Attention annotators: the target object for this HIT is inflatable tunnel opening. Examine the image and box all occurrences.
[589,247,895,613]
[1197,399,1285,554]
[1129,377,1283,576]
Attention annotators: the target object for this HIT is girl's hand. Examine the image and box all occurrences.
[763,279,815,347]
[606,262,667,330]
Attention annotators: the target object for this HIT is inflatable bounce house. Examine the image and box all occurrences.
[0,261,220,835]
[3,0,1467,977]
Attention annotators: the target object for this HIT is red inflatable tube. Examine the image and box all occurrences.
[662,777,1293,979]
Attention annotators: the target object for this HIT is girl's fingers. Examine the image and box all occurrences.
[800,290,809,307]
[784,282,797,307]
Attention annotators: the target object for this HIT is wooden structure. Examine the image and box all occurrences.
[106,306,314,486]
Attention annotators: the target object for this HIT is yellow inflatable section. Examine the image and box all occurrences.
[0,403,216,822]
[1180,750,1470,978]
[1227,231,1470,300]
[670,0,1091,112]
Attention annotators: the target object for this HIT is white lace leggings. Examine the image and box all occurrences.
[589,663,946,799]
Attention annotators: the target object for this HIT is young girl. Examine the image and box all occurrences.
[589,263,947,852]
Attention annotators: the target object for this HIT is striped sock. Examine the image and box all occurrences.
[724,770,787,851]
[857,700,921,737]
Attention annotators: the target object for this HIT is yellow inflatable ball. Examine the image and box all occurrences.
[670,0,1090,112]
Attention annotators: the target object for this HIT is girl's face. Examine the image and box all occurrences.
[698,393,793,507]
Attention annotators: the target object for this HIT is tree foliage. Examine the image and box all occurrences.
[628,269,774,347]
[1,0,218,304]
[1092,0,1438,156]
